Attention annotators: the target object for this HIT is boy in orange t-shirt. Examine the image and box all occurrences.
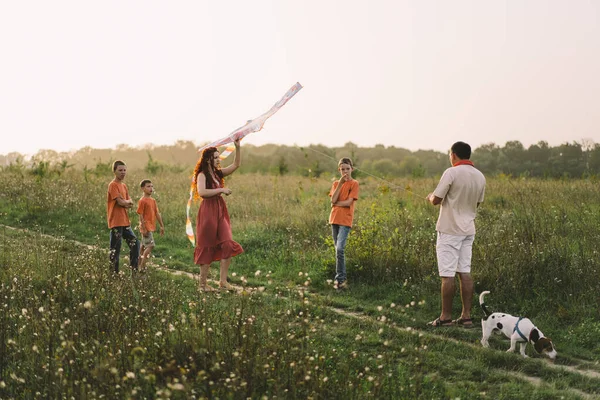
[329,157,359,289]
[137,179,165,272]
[107,160,140,273]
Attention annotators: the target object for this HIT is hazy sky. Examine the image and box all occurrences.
[1,1,599,155]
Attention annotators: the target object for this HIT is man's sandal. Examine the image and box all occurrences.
[453,317,475,329]
[427,317,454,327]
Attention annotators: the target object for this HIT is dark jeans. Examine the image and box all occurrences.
[109,226,140,273]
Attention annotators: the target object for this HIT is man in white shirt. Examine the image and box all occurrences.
[427,141,486,328]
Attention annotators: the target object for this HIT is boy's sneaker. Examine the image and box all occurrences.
[335,280,349,290]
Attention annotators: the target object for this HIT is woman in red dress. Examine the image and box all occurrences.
[192,138,243,291]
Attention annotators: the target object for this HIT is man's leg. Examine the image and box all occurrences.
[457,235,475,321]
[122,227,140,270]
[457,272,473,320]
[440,277,455,321]
[436,232,460,322]
[109,227,123,273]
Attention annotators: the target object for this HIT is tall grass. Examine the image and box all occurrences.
[1,170,599,316]
[1,169,600,397]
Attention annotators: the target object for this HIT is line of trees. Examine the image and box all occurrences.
[2,140,600,179]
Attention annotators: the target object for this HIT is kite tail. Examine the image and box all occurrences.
[185,183,196,245]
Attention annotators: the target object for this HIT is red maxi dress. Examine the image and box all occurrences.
[194,180,244,265]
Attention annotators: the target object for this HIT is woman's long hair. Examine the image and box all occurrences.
[192,147,224,200]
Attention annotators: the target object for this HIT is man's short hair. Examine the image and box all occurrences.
[451,142,471,160]
[113,160,126,171]
[140,179,152,188]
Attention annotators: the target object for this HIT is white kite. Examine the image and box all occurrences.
[186,82,303,245]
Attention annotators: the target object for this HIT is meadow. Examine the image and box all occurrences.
[1,166,600,399]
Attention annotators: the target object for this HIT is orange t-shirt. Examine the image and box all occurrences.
[106,181,131,228]
[328,179,359,227]
[137,197,159,233]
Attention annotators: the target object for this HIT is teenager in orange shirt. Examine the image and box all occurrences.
[107,160,140,273]
[329,157,359,290]
[137,179,165,272]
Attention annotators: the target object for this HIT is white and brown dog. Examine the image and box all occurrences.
[479,291,557,359]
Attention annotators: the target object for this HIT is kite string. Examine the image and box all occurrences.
[300,146,430,199]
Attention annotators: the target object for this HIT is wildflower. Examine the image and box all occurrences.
[0,381,5,388]
[32,345,39,353]
[38,307,44,313]
[169,383,184,390]
[155,331,162,337]
[390,303,396,308]
[377,306,383,311]
[410,301,416,306]
[323,377,328,382]
[126,372,135,379]
[169,324,175,332]
[83,301,93,309]
[21,309,27,316]
[255,270,261,277]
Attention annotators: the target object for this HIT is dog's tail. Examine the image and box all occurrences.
[479,290,492,318]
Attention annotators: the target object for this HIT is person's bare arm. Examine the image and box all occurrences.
[427,193,443,206]
[221,139,241,177]
[197,173,231,198]
[157,212,165,235]
[139,214,147,235]
[331,175,350,204]
[333,198,355,207]
[116,196,133,208]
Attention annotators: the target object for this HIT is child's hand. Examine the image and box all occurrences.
[160,227,165,236]
[221,188,232,196]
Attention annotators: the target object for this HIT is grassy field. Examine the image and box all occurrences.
[1,168,600,399]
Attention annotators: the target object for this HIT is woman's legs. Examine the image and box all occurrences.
[219,258,234,289]
[199,264,215,291]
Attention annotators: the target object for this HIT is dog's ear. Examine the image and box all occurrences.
[534,337,552,354]
[529,328,541,343]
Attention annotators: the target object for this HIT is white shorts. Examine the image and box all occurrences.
[436,232,475,277]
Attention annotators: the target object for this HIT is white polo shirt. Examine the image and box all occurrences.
[433,164,486,236]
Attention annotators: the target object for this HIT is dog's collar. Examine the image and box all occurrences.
[513,317,529,342]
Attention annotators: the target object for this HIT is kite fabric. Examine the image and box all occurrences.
[185,82,303,245]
